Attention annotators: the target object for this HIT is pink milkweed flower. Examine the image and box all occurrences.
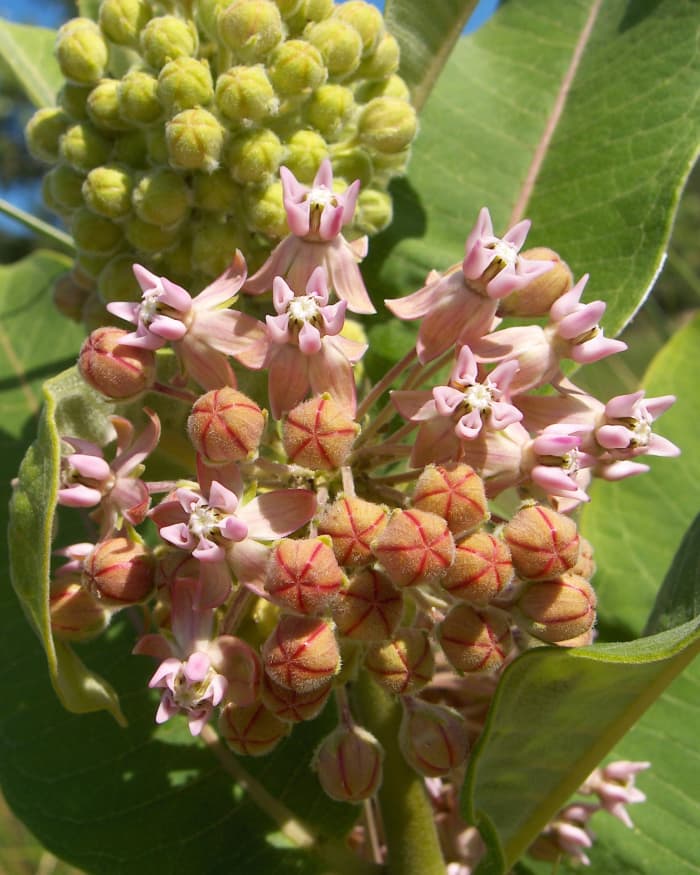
[243,160,375,314]
[596,391,679,459]
[524,424,596,506]
[108,251,267,389]
[58,410,160,537]
[539,803,599,867]
[581,760,650,829]
[242,267,366,418]
[385,208,553,363]
[391,345,522,467]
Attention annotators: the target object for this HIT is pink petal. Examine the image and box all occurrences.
[194,250,247,308]
[176,337,236,390]
[159,277,193,312]
[502,218,531,251]
[133,633,175,660]
[149,313,187,341]
[331,334,367,363]
[489,400,523,430]
[604,391,645,419]
[597,424,634,450]
[208,481,239,514]
[452,345,479,384]
[557,300,606,340]
[267,346,309,419]
[273,276,295,313]
[571,335,627,364]
[194,309,267,359]
[243,237,298,295]
[644,395,676,419]
[187,706,212,736]
[307,341,357,414]
[238,489,317,539]
[112,408,161,474]
[531,465,590,503]
[280,165,308,202]
[320,300,347,336]
[184,651,211,683]
[390,390,435,421]
[550,275,588,321]
[228,538,271,588]
[219,515,249,542]
[410,418,461,468]
[312,158,333,190]
[57,484,102,507]
[455,409,484,440]
[198,561,233,609]
[645,434,680,457]
[197,457,243,497]
[298,321,323,355]
[433,386,465,417]
[193,538,226,563]
[155,694,179,724]
[132,263,160,291]
[112,477,150,524]
[149,658,181,688]
[325,237,375,314]
[161,522,196,551]
[106,301,140,324]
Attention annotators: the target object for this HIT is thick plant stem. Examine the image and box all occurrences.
[353,670,446,875]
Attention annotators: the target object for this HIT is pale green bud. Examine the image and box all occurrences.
[274,0,302,18]
[192,168,242,213]
[75,252,113,281]
[82,163,134,218]
[370,146,411,182]
[356,32,400,80]
[217,0,284,64]
[145,126,169,164]
[72,207,124,254]
[113,129,149,167]
[268,39,327,96]
[286,0,333,34]
[284,129,328,183]
[87,78,130,131]
[132,168,191,227]
[157,234,192,284]
[59,122,112,171]
[41,175,63,216]
[58,82,91,121]
[191,218,246,278]
[118,70,162,126]
[158,57,214,113]
[355,187,392,235]
[305,83,355,140]
[195,0,229,41]
[139,15,197,69]
[330,146,373,188]
[215,65,278,124]
[98,252,143,303]
[25,107,70,163]
[99,0,152,47]
[333,1,384,56]
[358,96,417,154]
[44,163,86,212]
[354,73,410,103]
[125,214,181,253]
[166,108,224,172]
[55,18,109,84]
[245,180,288,237]
[305,19,363,79]
[226,128,284,185]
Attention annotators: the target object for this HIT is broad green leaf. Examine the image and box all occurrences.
[384,0,479,111]
[580,313,700,638]
[0,20,61,107]
[373,0,700,336]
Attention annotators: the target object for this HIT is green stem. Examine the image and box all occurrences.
[353,670,446,875]
[0,197,75,253]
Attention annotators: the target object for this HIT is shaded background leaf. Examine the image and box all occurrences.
[0,20,61,107]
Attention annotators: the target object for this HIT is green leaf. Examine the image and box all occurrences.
[0,19,61,107]
[384,0,479,112]
[374,0,700,336]
[581,313,700,638]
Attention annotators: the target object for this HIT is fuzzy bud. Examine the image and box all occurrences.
[117,71,162,126]
[79,326,155,399]
[437,604,513,674]
[373,508,455,588]
[305,84,355,140]
[158,57,214,113]
[139,15,197,69]
[355,187,393,234]
[125,215,181,254]
[25,108,70,163]
[355,74,411,103]
[497,248,573,317]
[332,568,402,641]
[280,130,327,184]
[83,537,155,606]
[312,725,383,802]
[71,207,123,255]
[50,578,110,641]
[218,0,284,63]
[262,615,340,693]
[334,2,384,55]
[188,387,265,463]
[226,128,285,185]
[399,699,469,777]
[58,81,91,121]
[306,19,363,79]
[366,628,435,695]
[515,574,597,643]
[55,18,108,85]
[357,32,400,79]
[441,531,513,606]
[215,65,278,124]
[412,463,489,537]
[261,673,332,722]
[193,168,242,213]
[571,536,596,579]
[166,107,224,172]
[59,122,112,171]
[317,496,387,567]
[264,537,344,615]
[282,395,359,470]
[219,701,290,756]
[244,181,288,237]
[99,0,152,47]
[82,164,133,218]
[268,39,327,96]
[503,504,580,581]
[358,96,418,154]
[286,0,334,32]
[331,147,373,188]
[132,168,191,228]
[45,164,86,212]
[190,219,245,277]
[87,79,130,132]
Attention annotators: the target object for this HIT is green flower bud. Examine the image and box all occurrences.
[99,0,152,47]
[192,168,242,213]
[41,175,63,216]
[75,252,113,281]
[139,15,197,69]
[215,65,278,124]
[330,145,373,188]
[166,107,224,171]
[157,234,192,283]
[191,218,246,278]
[305,83,355,140]
[286,0,334,34]
[132,168,191,227]
[357,32,400,80]
[195,0,229,41]
[333,1,384,57]
[25,107,70,163]
[354,187,392,235]
[157,57,214,113]
[226,127,284,185]
[113,129,149,167]
[97,252,143,303]
[125,215,180,253]
[59,121,113,171]
[217,0,284,64]
[274,0,303,18]
[306,19,363,80]
[118,70,162,126]
[58,82,92,120]
[55,18,109,85]
[82,163,134,218]
[268,39,327,97]
[244,181,288,238]
[44,163,86,212]
[87,78,130,131]
[284,129,328,183]
[354,73,411,103]
[72,207,124,254]
[359,96,417,154]
[145,126,169,164]
[313,725,383,802]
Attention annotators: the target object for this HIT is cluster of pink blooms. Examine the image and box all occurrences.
[49,160,672,870]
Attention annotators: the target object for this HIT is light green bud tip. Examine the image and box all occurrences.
[358,96,417,154]
[217,0,283,64]
[82,163,134,218]
[245,181,288,238]
[195,0,229,41]
[355,187,392,235]
[99,0,152,47]
[274,0,302,19]
[132,168,191,227]
[25,108,70,163]
[355,73,410,103]
[215,65,278,124]
[284,130,328,183]
[72,207,124,254]
[55,18,109,84]
[145,127,169,165]
[330,146,373,188]
[286,0,333,33]
[192,168,242,213]
[226,128,285,185]
[158,57,214,113]
[59,82,92,121]
[118,70,162,126]
[268,39,326,96]
[306,83,355,140]
[306,19,363,79]
[97,253,143,303]
[59,122,112,171]
[333,1,384,56]
[158,235,193,285]
[357,32,400,80]
[166,108,224,171]
[87,79,130,131]
[125,215,181,253]
[191,219,245,278]
[45,163,86,211]
[139,15,197,69]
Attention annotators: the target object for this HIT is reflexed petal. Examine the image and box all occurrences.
[208,481,239,514]
[331,334,367,363]
[598,460,649,481]
[325,238,375,314]
[238,489,317,539]
[149,657,181,688]
[161,522,196,550]
[308,341,357,413]
[197,457,243,497]
[57,484,102,507]
[112,408,161,475]
[391,390,435,421]
[194,309,267,359]
[193,537,226,563]
[229,538,271,588]
[243,237,298,295]
[194,250,247,307]
[132,633,175,660]
[176,337,236,389]
[106,301,140,324]
[112,477,150,524]
[268,346,309,418]
[198,561,232,609]
[298,321,323,355]
[411,418,461,468]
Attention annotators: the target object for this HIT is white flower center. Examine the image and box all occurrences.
[487,240,518,269]
[189,503,220,539]
[630,417,651,447]
[140,290,160,325]
[307,186,337,210]
[288,295,321,324]
[463,383,493,412]
[173,665,215,709]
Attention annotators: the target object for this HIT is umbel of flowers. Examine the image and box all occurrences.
[25,0,418,331]
[47,159,674,870]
